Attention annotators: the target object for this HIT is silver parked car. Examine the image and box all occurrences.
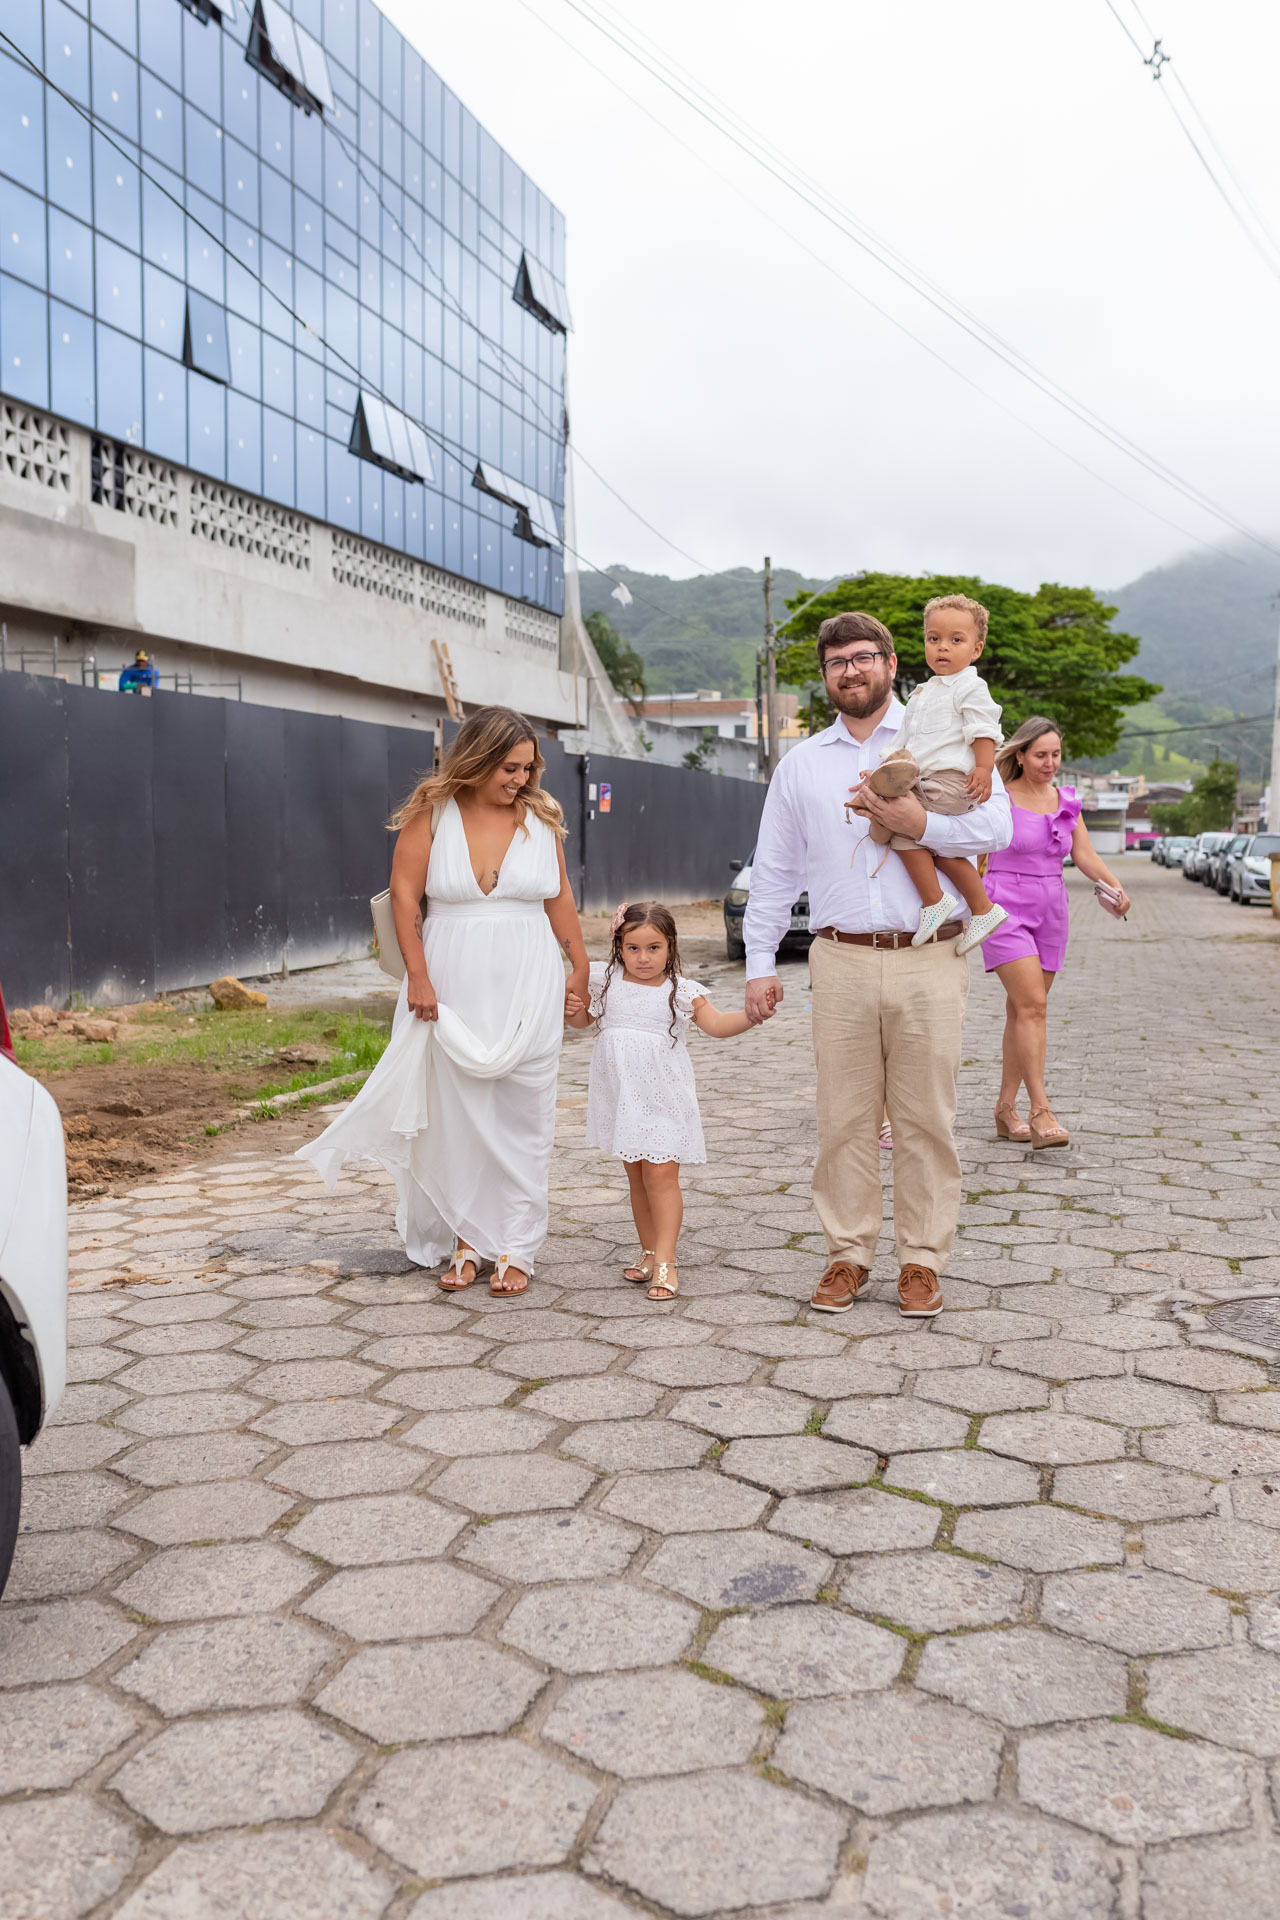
[1226,833,1280,906]
[1155,834,1193,868]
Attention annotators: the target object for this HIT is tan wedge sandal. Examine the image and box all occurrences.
[624,1248,657,1284]
[647,1261,678,1302]
[994,1101,1032,1143]
[439,1245,478,1291]
[1029,1106,1070,1150]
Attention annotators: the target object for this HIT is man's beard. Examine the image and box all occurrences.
[829,666,895,718]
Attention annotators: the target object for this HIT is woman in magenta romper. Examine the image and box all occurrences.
[981,717,1131,1149]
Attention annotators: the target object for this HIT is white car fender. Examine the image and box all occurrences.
[0,1054,68,1426]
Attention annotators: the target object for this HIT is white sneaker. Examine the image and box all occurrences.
[956,904,1010,955]
[911,893,960,947]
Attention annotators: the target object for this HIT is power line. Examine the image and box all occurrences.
[569,448,714,572]
[543,0,1280,561]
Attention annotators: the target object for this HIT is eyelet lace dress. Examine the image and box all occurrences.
[296,796,564,1270]
[585,964,708,1164]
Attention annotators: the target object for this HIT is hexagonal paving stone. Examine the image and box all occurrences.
[114,1431,277,1486]
[113,1353,258,1395]
[113,1615,333,1716]
[885,1448,1040,1506]
[643,1530,832,1610]
[1249,1593,1280,1654]
[0,1681,137,1792]
[1065,1447,1221,1520]
[1019,1720,1250,1843]
[1217,1391,1280,1433]
[23,1424,131,1476]
[501,1580,698,1672]
[861,1807,1117,1920]
[355,1738,594,1880]
[715,1323,847,1359]
[266,1440,425,1499]
[770,1486,940,1555]
[771,1355,905,1398]
[706,1603,902,1698]
[116,1293,231,1325]
[1042,1568,1231,1655]
[952,1504,1124,1572]
[430,1453,594,1515]
[115,1391,264,1437]
[379,1367,517,1413]
[1145,1645,1280,1756]
[234,1326,363,1360]
[1144,1517,1280,1592]
[250,1401,404,1447]
[487,1338,618,1379]
[302,1561,500,1640]
[841,1549,1025,1632]
[408,1873,634,1920]
[523,1377,663,1422]
[720,1434,875,1495]
[17,1469,133,1534]
[458,1512,642,1583]
[0,1597,139,1685]
[916,1366,1050,1413]
[1138,1838,1280,1920]
[1143,1423,1280,1479]
[823,1396,969,1453]
[1234,1479,1280,1530]
[543,1668,764,1776]
[627,1347,757,1387]
[776,1691,1002,1815]
[561,1420,709,1473]
[587,1767,844,1916]
[851,1331,982,1371]
[991,1337,1124,1380]
[0,1795,136,1920]
[229,1296,346,1327]
[113,1826,394,1920]
[286,1493,466,1565]
[117,1479,295,1546]
[1065,1374,1208,1426]
[244,1358,386,1401]
[980,1411,1125,1465]
[600,1468,768,1534]
[666,1384,813,1438]
[917,1625,1127,1726]
[1137,1349,1268,1392]
[316,1638,543,1742]
[111,1709,357,1833]
[403,1406,555,1457]
[113,1542,314,1621]
[4,1527,136,1601]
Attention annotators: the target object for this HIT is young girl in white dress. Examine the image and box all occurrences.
[566,902,753,1302]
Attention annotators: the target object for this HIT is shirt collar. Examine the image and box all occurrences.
[816,697,905,745]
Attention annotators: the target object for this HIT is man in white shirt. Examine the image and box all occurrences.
[743,611,1012,1321]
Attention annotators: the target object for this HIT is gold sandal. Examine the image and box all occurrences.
[994,1101,1032,1142]
[624,1248,656,1284]
[439,1245,478,1291]
[647,1261,678,1302]
[489,1253,530,1297]
[1029,1106,1070,1150]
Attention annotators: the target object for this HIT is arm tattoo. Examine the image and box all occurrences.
[561,937,573,956]
[412,912,423,940]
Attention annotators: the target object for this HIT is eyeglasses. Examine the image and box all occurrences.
[822,650,886,676]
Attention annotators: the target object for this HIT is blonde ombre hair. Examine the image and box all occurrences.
[393,705,566,838]
[924,593,989,645]
[996,715,1062,785]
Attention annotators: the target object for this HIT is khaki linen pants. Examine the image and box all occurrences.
[810,933,969,1274]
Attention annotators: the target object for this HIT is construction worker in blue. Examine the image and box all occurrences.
[118,648,160,694]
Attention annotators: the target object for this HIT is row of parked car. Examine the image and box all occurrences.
[1153,830,1280,905]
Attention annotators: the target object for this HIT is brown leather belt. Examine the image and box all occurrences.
[812,922,963,948]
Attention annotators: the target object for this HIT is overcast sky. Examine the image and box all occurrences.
[385,0,1280,594]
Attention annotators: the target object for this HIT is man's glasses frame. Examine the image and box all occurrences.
[821,649,889,677]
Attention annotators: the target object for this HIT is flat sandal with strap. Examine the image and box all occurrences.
[624,1248,657,1284]
[490,1253,530,1296]
[438,1245,478,1291]
[647,1261,678,1302]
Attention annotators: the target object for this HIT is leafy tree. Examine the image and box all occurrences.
[1150,758,1237,835]
[585,610,647,709]
[775,572,1160,760]
[681,728,716,771]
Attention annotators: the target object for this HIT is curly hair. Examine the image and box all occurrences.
[597,902,683,1044]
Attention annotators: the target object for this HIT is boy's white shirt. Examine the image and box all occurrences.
[888,664,1003,776]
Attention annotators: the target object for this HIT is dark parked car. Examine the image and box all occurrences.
[1226,833,1280,906]
[724,850,811,962]
[1212,835,1248,894]
[1184,832,1232,881]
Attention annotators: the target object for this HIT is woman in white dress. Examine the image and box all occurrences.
[297,707,588,1296]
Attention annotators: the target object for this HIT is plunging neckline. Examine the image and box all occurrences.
[452,797,521,898]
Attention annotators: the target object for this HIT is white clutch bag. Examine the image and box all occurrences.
[370,801,441,980]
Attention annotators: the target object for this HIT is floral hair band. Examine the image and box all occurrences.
[609,902,630,936]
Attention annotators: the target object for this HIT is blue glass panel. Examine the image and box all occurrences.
[294,104,322,196]
[142,261,183,351]
[0,274,49,406]
[48,210,93,310]
[50,298,95,421]
[224,214,261,323]
[358,175,379,244]
[423,158,440,221]
[142,344,186,461]
[260,237,295,334]
[188,365,225,477]
[226,312,260,395]
[261,163,293,249]
[479,129,499,214]
[357,0,379,85]
[383,470,405,543]
[262,405,293,503]
[442,495,461,573]
[404,474,424,556]
[224,138,259,227]
[358,302,379,384]
[262,332,293,410]
[461,506,480,578]
[324,279,357,367]
[91,0,138,55]
[92,30,138,141]
[323,130,358,230]
[381,13,402,119]
[227,388,262,491]
[222,31,258,147]
[477,509,499,589]
[182,6,220,120]
[46,93,93,221]
[6,0,43,65]
[404,45,422,140]
[325,0,357,75]
[95,321,141,439]
[0,54,45,196]
[295,348,323,426]
[459,106,477,195]
[95,234,141,334]
[382,254,403,328]
[358,238,380,314]
[293,258,323,339]
[259,78,292,175]
[423,65,441,158]
[380,321,401,406]
[48,1,91,106]
[296,423,324,513]
[359,455,382,537]
[136,0,180,84]
[442,88,460,179]
[186,288,230,383]
[422,486,442,564]
[358,85,379,160]
[499,524,520,596]
[0,177,47,291]
[404,139,423,208]
[186,209,224,300]
[141,164,183,273]
[140,70,183,168]
[326,434,360,529]
[93,133,141,249]
[184,104,223,201]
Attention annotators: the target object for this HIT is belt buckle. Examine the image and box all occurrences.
[871,930,899,950]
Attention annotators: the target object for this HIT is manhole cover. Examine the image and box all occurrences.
[1208,1298,1280,1350]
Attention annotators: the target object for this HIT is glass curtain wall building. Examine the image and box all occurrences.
[0,0,569,617]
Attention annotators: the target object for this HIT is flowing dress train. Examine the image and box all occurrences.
[295,797,564,1270]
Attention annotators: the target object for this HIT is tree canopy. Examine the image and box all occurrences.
[1150,759,1237,835]
[776,572,1160,760]
[585,611,647,709]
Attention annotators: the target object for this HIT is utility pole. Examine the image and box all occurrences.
[763,555,779,782]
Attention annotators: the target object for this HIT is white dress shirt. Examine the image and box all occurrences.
[888,665,1003,777]
[743,702,1014,980]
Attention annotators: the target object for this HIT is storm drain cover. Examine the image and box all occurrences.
[1208,1298,1280,1350]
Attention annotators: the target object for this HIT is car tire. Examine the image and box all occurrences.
[0,1373,20,1598]
[725,933,746,962]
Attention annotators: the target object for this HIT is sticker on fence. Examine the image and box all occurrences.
[599,782,612,814]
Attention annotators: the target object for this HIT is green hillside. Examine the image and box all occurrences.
[578,565,822,697]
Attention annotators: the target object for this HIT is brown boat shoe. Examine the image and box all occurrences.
[897,1264,943,1319]
[810,1261,869,1314]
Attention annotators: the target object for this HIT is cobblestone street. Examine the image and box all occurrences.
[4,860,1280,1920]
